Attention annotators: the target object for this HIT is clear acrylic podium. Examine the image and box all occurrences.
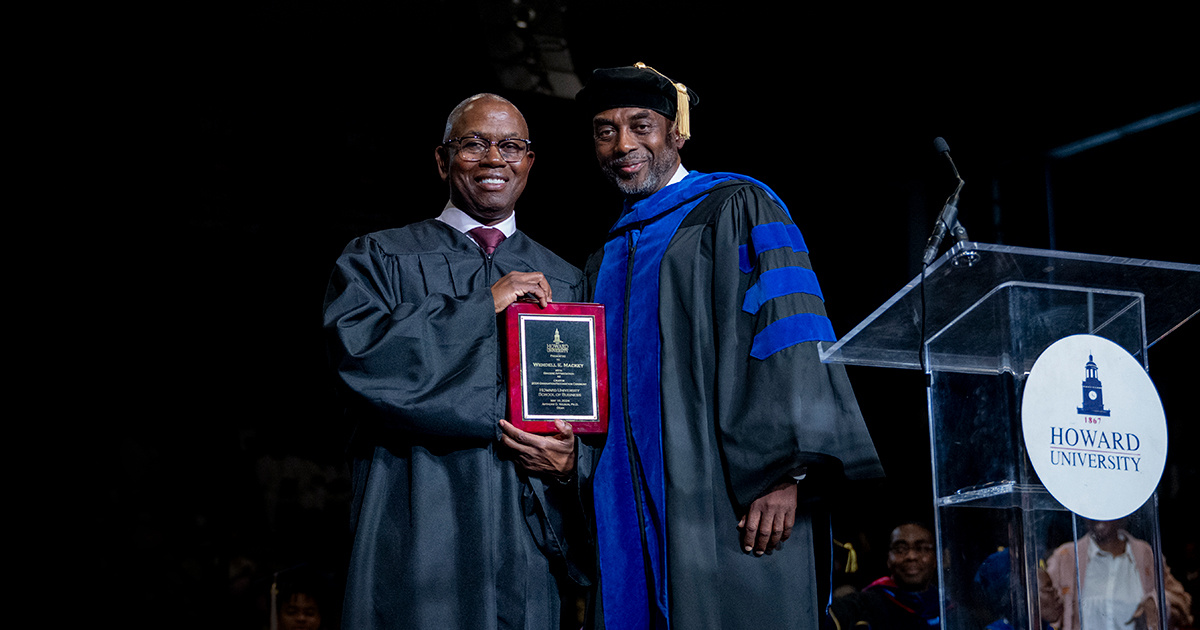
[821,242,1199,629]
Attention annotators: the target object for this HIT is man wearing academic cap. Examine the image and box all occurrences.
[576,64,884,629]
[323,93,590,629]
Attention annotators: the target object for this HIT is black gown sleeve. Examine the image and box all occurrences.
[711,186,883,510]
[322,233,500,440]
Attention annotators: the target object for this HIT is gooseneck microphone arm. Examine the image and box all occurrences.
[921,137,967,266]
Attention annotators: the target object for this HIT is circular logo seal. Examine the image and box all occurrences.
[1021,334,1167,520]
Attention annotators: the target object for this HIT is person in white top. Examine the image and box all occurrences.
[1040,518,1193,630]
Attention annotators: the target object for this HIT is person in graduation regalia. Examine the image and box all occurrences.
[575,64,884,630]
[323,93,591,629]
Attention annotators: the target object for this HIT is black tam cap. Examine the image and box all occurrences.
[576,62,699,139]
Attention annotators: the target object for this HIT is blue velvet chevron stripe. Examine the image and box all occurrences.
[742,266,824,314]
[750,313,837,359]
[738,221,807,272]
[753,221,808,253]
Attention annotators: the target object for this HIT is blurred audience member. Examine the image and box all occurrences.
[828,521,940,629]
[1040,518,1193,630]
[272,565,331,630]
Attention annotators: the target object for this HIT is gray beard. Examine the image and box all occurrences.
[607,168,662,198]
[603,148,678,199]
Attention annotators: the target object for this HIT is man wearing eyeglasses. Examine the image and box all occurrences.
[324,93,588,629]
[576,64,882,630]
[829,522,941,629]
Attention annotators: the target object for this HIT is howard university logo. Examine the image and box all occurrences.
[1023,334,1168,521]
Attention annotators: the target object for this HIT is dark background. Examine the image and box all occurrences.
[109,2,1197,626]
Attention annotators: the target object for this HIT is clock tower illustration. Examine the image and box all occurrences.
[1077,354,1111,416]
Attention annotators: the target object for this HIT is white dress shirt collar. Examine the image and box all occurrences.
[667,164,688,187]
[436,204,517,238]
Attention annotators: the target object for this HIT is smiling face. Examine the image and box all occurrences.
[278,593,322,630]
[435,96,534,225]
[592,107,685,199]
[887,524,937,591]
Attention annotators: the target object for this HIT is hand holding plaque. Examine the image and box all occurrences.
[504,302,608,434]
[491,271,552,312]
[498,418,576,477]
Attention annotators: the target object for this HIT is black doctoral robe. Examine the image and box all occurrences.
[323,219,588,630]
[585,172,883,630]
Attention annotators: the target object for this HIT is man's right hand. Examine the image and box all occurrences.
[738,480,797,556]
[491,271,552,312]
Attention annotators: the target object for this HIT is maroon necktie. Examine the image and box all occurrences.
[468,227,506,255]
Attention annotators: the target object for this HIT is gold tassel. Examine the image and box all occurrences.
[634,61,691,139]
[834,539,858,574]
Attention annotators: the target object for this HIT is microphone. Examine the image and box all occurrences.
[921,137,969,266]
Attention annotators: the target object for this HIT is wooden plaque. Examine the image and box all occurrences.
[504,301,608,434]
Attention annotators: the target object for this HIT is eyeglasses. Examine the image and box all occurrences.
[889,542,935,555]
[444,135,532,163]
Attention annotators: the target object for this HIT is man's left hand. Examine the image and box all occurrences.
[738,481,797,556]
[499,419,576,478]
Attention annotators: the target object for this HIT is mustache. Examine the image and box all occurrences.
[603,153,648,169]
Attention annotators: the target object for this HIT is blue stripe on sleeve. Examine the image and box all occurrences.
[750,312,836,359]
[740,222,808,274]
[751,222,807,256]
[742,266,825,314]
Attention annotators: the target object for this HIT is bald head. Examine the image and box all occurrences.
[443,93,521,142]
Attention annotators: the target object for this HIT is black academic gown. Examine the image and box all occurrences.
[323,219,587,630]
[585,173,883,630]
